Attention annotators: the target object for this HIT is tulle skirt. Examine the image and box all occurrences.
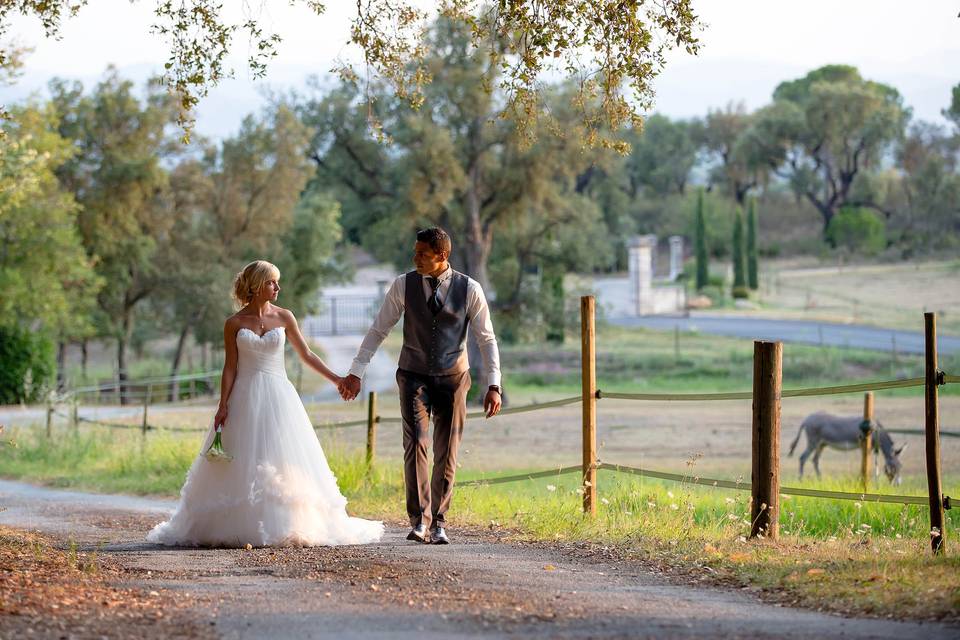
[147,370,384,547]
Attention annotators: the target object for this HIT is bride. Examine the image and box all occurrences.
[147,260,384,547]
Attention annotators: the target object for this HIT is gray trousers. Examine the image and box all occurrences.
[396,368,471,529]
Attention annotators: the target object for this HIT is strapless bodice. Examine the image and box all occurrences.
[236,327,286,378]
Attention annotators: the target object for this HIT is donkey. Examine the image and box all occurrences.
[787,412,907,484]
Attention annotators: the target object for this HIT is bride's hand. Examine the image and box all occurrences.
[214,405,228,429]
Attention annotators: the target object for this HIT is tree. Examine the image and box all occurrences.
[2,1,701,145]
[622,114,697,197]
[731,208,747,297]
[694,188,708,290]
[942,82,960,131]
[696,103,768,205]
[746,197,758,290]
[273,186,348,319]
[0,102,100,395]
[895,121,960,248]
[747,65,908,232]
[48,69,181,400]
[304,16,601,293]
[154,99,319,387]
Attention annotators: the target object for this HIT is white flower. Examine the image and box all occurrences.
[546,484,557,492]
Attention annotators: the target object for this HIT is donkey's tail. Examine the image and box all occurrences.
[788,422,805,457]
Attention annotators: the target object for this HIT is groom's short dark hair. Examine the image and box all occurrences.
[416,227,451,255]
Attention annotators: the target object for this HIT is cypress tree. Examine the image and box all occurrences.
[732,208,747,298]
[694,188,708,290]
[747,197,759,290]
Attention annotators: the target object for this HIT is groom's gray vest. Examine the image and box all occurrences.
[398,270,471,376]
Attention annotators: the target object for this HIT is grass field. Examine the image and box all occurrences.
[753,259,960,334]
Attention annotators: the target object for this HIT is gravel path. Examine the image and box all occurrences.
[1,479,956,639]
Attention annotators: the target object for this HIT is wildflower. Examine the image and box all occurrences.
[646,501,657,508]
[204,426,233,462]
[859,523,872,530]
[670,503,679,510]
[727,513,739,521]
[601,498,610,505]
[667,491,674,498]
[725,497,736,505]
[546,484,557,492]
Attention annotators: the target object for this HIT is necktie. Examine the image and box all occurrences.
[427,276,442,315]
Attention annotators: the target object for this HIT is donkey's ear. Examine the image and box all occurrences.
[894,442,908,456]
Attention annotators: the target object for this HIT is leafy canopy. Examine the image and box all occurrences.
[2,1,701,146]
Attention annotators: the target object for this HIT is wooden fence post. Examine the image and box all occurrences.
[751,340,782,539]
[924,312,945,554]
[581,296,597,516]
[861,392,874,491]
[366,391,377,468]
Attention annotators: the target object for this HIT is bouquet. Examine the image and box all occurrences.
[204,424,233,462]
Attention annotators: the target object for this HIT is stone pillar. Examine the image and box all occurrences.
[668,235,684,281]
[628,235,657,315]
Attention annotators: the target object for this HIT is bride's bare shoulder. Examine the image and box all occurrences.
[224,313,245,331]
[274,306,296,323]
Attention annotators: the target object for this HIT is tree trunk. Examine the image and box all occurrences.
[56,341,67,391]
[80,340,88,382]
[117,308,134,405]
[169,322,191,402]
[462,163,492,292]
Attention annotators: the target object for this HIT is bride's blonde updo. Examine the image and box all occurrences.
[232,260,281,308]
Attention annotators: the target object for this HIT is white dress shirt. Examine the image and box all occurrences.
[348,267,502,387]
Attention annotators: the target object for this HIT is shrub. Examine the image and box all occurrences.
[827,207,886,254]
[0,324,55,404]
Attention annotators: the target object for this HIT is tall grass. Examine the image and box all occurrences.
[3,424,955,545]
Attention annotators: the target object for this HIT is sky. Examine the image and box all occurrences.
[3,1,957,141]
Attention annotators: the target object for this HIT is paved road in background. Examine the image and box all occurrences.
[609,314,960,356]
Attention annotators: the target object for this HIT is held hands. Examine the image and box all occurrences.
[338,374,362,401]
[484,387,502,419]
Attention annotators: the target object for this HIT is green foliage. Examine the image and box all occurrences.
[746,198,759,290]
[827,207,886,254]
[274,188,348,319]
[0,325,55,404]
[3,2,702,146]
[944,82,960,130]
[752,65,908,232]
[0,102,100,340]
[694,189,708,290]
[623,114,697,196]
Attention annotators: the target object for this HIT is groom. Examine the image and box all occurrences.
[338,227,502,544]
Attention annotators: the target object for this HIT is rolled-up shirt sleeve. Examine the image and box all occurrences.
[348,276,405,379]
[466,280,502,388]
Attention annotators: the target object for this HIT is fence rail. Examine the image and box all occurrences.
[38,304,956,555]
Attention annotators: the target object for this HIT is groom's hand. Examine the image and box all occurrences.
[483,387,502,419]
[340,374,362,401]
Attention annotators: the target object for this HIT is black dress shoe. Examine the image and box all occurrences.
[430,526,449,545]
[406,524,428,543]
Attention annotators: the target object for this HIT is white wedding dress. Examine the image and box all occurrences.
[147,327,384,547]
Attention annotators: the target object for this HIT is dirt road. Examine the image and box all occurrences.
[1,479,956,639]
